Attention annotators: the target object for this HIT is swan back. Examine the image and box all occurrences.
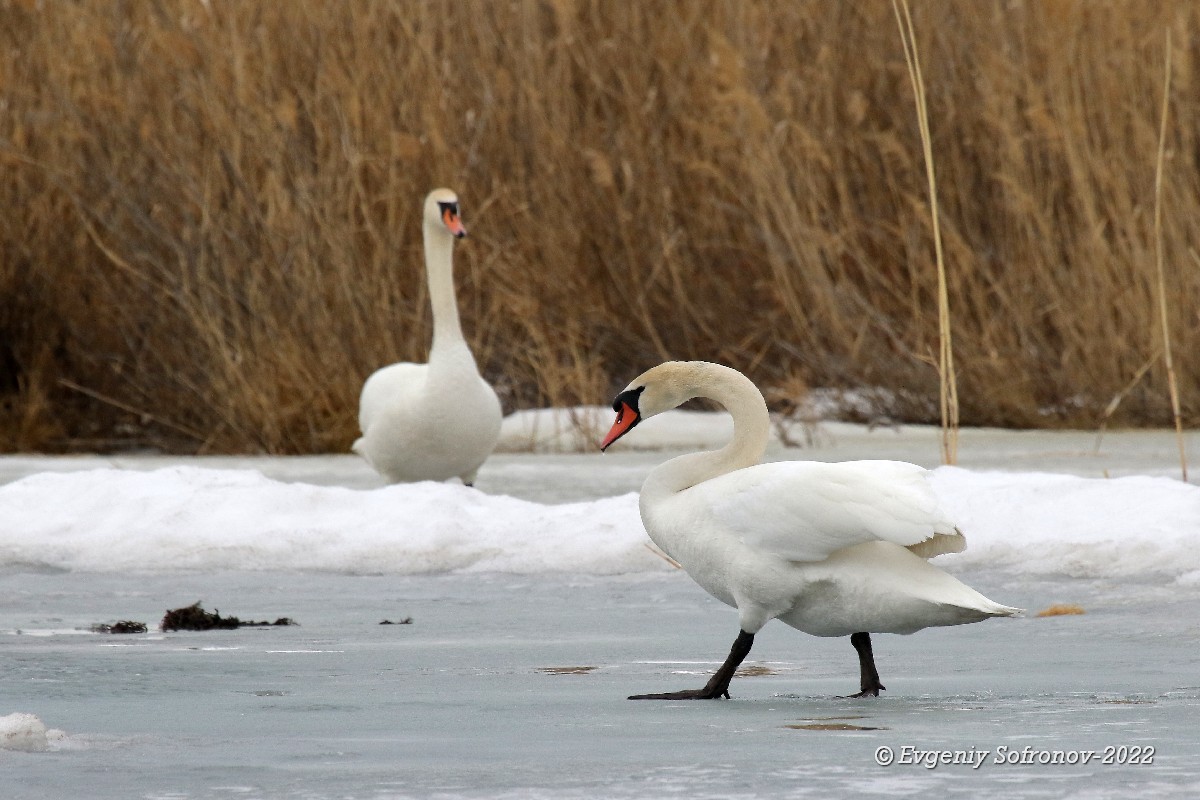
[702,459,961,563]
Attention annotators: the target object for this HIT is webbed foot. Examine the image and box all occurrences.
[629,687,732,700]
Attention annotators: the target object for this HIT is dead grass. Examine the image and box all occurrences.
[1035,604,1086,618]
[2,1,1199,453]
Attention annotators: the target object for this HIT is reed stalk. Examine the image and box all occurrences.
[1152,31,1187,481]
[893,0,958,464]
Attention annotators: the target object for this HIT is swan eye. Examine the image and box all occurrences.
[611,386,645,414]
[436,201,467,237]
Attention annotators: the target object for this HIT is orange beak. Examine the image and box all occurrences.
[442,208,467,238]
[600,401,640,451]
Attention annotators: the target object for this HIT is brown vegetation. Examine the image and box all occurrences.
[1035,603,1086,618]
[2,0,1199,453]
[91,620,149,634]
[160,601,295,630]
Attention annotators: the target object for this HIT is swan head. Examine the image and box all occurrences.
[600,361,710,451]
[424,188,467,239]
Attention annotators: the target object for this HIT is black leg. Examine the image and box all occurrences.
[843,631,886,698]
[630,630,755,700]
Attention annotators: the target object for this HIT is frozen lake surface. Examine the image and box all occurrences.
[3,422,1200,798]
[4,570,1199,799]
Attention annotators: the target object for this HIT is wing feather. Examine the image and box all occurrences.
[701,460,960,563]
[358,362,427,432]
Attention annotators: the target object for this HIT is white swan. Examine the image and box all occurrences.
[353,189,502,485]
[600,360,1020,700]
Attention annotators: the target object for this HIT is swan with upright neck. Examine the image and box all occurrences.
[601,360,1019,700]
[353,189,502,485]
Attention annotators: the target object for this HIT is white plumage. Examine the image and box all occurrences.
[705,459,961,564]
[601,360,1019,699]
[353,189,502,485]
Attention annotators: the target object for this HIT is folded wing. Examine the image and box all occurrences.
[703,460,964,563]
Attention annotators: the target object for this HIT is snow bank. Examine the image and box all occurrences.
[930,467,1200,580]
[0,467,651,575]
[2,464,1199,581]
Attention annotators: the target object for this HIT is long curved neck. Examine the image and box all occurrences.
[643,364,771,501]
[424,222,466,358]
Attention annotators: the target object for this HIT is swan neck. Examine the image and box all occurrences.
[645,365,771,499]
[424,224,465,353]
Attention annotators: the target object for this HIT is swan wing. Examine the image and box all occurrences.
[358,362,427,433]
[705,460,962,563]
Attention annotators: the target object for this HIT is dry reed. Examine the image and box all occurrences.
[893,0,958,465]
[1152,30,1187,480]
[1,1,1198,454]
